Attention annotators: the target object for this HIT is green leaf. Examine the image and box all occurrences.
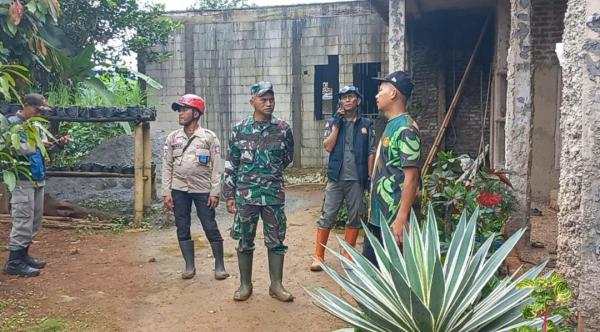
[2,170,16,191]
[118,66,164,90]
[25,1,37,14]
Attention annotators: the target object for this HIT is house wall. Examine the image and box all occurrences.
[145,2,388,167]
[146,2,495,167]
[530,0,567,202]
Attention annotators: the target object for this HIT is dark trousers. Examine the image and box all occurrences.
[172,190,223,243]
[362,223,382,268]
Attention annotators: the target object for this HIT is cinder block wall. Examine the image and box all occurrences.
[146,1,388,167]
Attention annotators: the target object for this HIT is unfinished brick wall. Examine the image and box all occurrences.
[408,10,493,160]
[531,0,568,65]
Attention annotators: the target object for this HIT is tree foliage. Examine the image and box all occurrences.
[190,0,253,10]
[0,0,61,69]
[58,0,181,65]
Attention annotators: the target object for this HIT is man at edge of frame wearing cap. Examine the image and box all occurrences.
[3,93,71,277]
[363,71,421,267]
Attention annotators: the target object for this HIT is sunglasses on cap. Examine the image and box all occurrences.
[338,85,362,99]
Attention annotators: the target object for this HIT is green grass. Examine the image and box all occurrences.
[26,319,66,332]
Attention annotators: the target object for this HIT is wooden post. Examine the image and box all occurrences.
[0,184,9,214]
[134,124,144,227]
[142,122,152,209]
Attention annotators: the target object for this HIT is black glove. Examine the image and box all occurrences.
[332,111,343,129]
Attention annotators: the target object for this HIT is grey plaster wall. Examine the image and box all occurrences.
[145,1,388,167]
[503,0,534,244]
[557,0,600,328]
[530,65,561,202]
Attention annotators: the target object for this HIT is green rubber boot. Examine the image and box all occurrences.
[233,252,253,301]
[267,250,294,302]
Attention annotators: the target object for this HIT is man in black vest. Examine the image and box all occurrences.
[310,85,375,272]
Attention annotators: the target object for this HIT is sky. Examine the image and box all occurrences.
[158,0,347,11]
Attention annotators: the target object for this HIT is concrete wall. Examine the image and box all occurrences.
[557,0,600,327]
[530,0,567,202]
[145,1,388,167]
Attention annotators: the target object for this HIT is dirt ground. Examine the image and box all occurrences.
[0,185,560,332]
[0,185,350,332]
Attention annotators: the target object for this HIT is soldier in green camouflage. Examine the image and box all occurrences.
[223,81,295,302]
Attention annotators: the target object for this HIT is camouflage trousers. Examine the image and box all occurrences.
[231,204,288,255]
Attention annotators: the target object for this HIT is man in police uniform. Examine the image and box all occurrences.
[162,94,229,280]
[4,93,70,277]
[309,85,375,272]
[223,81,295,302]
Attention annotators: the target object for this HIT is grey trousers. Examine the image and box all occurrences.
[8,181,44,251]
[318,180,366,229]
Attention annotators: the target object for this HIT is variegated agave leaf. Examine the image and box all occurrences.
[306,205,546,332]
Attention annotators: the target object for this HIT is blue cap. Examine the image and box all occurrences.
[338,85,362,99]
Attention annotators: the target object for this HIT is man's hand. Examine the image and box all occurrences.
[57,135,72,145]
[226,198,237,214]
[391,219,409,247]
[163,194,174,210]
[332,110,344,129]
[207,196,219,209]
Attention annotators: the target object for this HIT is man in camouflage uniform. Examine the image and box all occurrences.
[364,71,421,267]
[223,81,295,302]
[162,94,229,280]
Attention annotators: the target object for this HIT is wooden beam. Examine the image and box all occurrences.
[134,124,144,227]
[0,184,9,214]
[142,122,152,209]
[46,171,137,178]
[421,15,491,177]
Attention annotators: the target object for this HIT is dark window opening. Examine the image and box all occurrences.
[352,62,381,118]
[314,55,339,121]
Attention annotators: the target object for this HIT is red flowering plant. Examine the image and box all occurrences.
[423,151,516,251]
[477,191,502,207]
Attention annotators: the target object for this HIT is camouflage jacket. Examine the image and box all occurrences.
[222,115,294,206]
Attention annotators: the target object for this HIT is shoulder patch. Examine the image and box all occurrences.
[382,137,391,148]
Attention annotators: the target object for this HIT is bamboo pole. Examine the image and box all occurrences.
[421,15,491,177]
[142,122,152,209]
[134,124,144,227]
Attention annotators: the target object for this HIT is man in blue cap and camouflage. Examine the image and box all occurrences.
[309,85,375,272]
[223,81,295,302]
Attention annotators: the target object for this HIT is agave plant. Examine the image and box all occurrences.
[306,206,554,332]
